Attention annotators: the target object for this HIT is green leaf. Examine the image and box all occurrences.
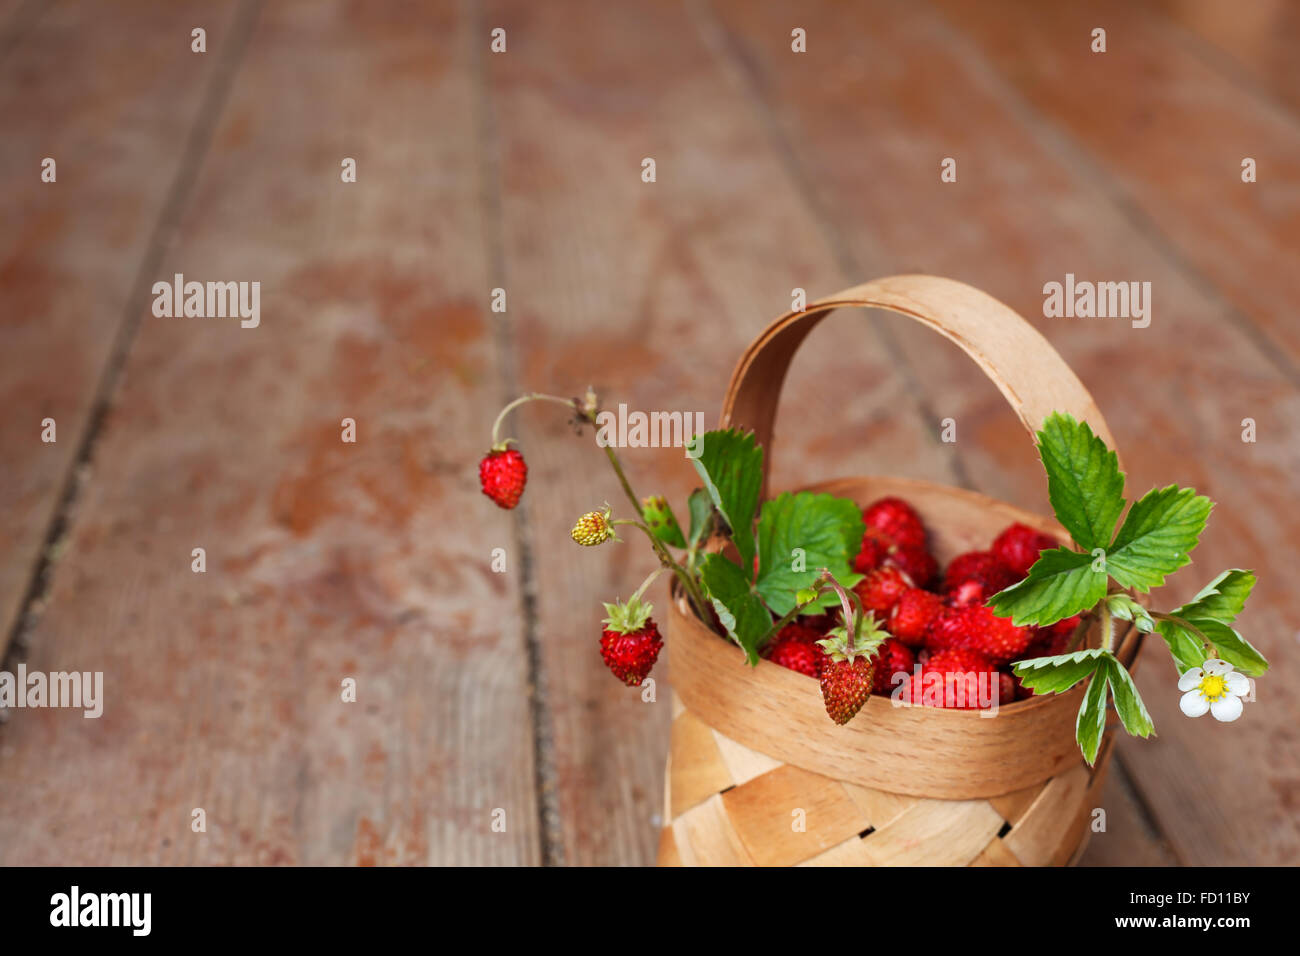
[1153,618,1209,675]
[1175,569,1256,625]
[986,548,1108,627]
[754,491,864,617]
[1156,570,1267,676]
[1104,655,1154,738]
[1194,619,1269,677]
[1076,670,1109,766]
[698,553,771,665]
[690,430,763,575]
[641,496,686,549]
[1105,485,1212,592]
[1012,648,1107,694]
[685,488,715,550]
[1036,412,1126,551]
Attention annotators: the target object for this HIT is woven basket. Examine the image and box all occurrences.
[657,276,1143,867]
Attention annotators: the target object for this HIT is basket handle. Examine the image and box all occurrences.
[720,275,1121,499]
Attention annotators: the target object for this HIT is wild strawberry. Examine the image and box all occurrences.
[853,527,893,573]
[765,638,823,678]
[1023,614,1083,659]
[570,506,616,546]
[1051,614,1084,639]
[863,497,926,551]
[886,546,938,589]
[888,588,944,647]
[924,605,966,651]
[999,671,1017,705]
[816,617,889,725]
[853,566,912,616]
[762,621,826,678]
[820,657,873,724]
[905,647,999,709]
[479,447,527,509]
[771,622,825,646]
[954,604,1033,665]
[870,637,915,695]
[599,595,662,686]
[942,551,1017,605]
[991,523,1058,577]
[1013,671,1036,700]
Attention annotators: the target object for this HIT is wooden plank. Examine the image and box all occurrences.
[479,0,967,866]
[931,0,1300,380]
[0,0,242,657]
[709,0,1300,865]
[1153,0,1300,118]
[0,0,540,865]
[1077,758,1179,867]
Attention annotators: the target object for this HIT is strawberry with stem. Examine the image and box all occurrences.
[482,388,712,623]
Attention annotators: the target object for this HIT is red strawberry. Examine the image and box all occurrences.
[1050,614,1083,639]
[853,528,893,573]
[870,637,915,695]
[1013,672,1036,700]
[479,447,527,509]
[942,550,1017,605]
[763,621,827,678]
[853,566,912,616]
[956,604,1033,665]
[863,497,926,551]
[766,639,823,678]
[1024,614,1083,659]
[816,618,889,724]
[905,647,998,709]
[820,657,874,724]
[925,605,966,651]
[888,588,944,647]
[771,621,825,646]
[991,523,1058,577]
[886,546,938,589]
[999,671,1017,705]
[599,595,662,686]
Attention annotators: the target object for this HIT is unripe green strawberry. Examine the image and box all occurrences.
[571,507,615,546]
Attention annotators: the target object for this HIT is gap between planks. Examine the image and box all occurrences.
[466,0,565,867]
[0,0,265,669]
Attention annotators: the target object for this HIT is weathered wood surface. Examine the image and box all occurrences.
[0,0,241,693]
[0,0,1293,865]
[0,0,539,865]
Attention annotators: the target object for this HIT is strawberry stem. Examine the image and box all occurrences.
[489,393,576,448]
[1099,604,1114,652]
[631,567,666,604]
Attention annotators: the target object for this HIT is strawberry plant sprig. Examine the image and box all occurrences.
[479,388,713,625]
[987,412,1268,764]
[479,399,867,688]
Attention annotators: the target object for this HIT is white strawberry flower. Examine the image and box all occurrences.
[1178,658,1251,722]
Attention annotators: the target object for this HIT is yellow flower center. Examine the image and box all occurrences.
[1198,674,1227,701]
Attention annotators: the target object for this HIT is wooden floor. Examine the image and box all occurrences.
[1,0,1296,866]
